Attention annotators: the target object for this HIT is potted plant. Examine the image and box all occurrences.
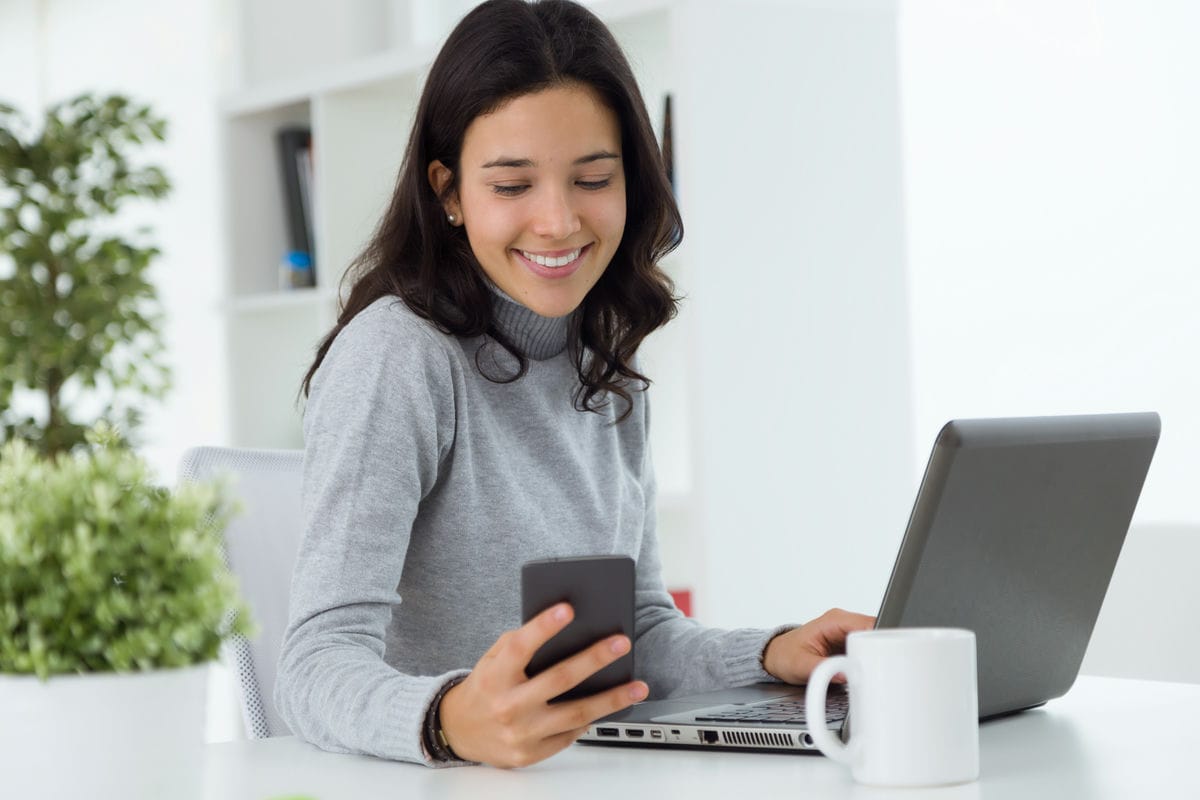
[0,423,251,799]
[0,92,172,456]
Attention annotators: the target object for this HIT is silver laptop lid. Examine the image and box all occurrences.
[875,412,1160,718]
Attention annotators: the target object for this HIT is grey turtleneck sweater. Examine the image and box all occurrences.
[275,289,788,766]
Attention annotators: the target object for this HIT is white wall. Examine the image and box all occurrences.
[663,0,1200,631]
[1080,523,1200,682]
[900,0,1200,526]
[899,0,1200,684]
[0,0,229,483]
[676,0,915,629]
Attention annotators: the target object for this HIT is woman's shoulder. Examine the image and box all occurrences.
[329,296,460,361]
[349,295,449,341]
[305,295,462,452]
[315,295,462,388]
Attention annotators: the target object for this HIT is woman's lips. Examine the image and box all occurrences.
[513,243,592,279]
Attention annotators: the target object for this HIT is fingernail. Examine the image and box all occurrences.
[610,637,630,654]
[554,604,570,622]
[630,683,648,701]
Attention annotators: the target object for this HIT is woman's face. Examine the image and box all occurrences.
[429,83,627,318]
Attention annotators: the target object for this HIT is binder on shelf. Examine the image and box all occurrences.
[276,126,316,286]
[661,93,681,247]
[661,93,674,193]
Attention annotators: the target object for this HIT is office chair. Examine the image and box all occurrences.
[178,446,305,738]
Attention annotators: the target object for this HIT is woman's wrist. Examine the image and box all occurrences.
[761,632,783,679]
[423,675,468,762]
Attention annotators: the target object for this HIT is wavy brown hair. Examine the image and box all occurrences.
[299,0,681,421]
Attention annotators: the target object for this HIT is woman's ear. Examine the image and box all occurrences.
[427,160,462,224]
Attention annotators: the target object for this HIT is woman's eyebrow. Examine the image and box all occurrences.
[481,156,533,169]
[481,150,621,169]
[574,150,620,165]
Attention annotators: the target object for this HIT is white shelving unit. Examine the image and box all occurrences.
[218,0,912,620]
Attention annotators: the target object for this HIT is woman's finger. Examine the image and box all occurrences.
[479,602,574,679]
[520,632,632,704]
[538,680,649,739]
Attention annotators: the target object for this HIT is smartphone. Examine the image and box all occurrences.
[521,555,635,703]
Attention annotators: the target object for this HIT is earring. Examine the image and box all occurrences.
[447,213,457,224]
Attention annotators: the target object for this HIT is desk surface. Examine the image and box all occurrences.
[205,676,1200,799]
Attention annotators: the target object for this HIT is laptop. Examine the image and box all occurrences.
[580,412,1161,752]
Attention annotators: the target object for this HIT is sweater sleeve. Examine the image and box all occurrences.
[630,400,798,699]
[274,304,472,766]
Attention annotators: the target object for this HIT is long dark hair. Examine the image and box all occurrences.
[300,0,682,421]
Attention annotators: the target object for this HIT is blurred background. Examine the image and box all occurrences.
[3,0,1197,739]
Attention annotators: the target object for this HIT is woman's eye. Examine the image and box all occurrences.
[491,184,528,196]
[577,178,612,191]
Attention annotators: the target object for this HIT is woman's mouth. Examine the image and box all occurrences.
[513,243,592,279]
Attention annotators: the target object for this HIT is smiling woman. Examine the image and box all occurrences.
[276,0,873,773]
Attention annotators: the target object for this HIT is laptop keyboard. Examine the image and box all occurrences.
[693,690,849,725]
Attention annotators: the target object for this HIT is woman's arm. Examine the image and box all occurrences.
[273,306,466,765]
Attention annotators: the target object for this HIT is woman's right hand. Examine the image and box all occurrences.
[437,602,649,768]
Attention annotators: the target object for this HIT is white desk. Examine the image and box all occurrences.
[204,676,1200,799]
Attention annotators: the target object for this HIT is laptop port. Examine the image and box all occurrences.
[801,733,815,748]
[625,729,645,738]
[596,727,620,738]
[650,730,663,739]
[700,730,719,744]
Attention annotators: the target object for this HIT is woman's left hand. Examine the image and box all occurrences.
[761,608,876,684]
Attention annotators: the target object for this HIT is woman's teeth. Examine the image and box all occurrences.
[520,247,581,268]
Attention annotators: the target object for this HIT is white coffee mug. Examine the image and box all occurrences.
[805,628,980,787]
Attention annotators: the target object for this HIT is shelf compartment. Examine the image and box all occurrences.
[222,100,312,297]
[310,73,422,294]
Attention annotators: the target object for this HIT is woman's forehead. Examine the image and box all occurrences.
[461,84,621,168]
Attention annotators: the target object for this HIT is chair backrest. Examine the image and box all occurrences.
[178,446,304,738]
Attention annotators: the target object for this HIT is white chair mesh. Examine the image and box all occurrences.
[178,446,304,739]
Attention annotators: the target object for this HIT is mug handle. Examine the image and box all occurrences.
[804,655,860,764]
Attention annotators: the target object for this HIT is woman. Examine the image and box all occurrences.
[276,0,873,769]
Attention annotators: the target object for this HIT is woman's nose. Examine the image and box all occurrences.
[530,188,582,240]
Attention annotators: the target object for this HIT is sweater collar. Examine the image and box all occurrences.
[485,280,573,361]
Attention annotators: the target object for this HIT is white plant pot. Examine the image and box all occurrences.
[0,663,209,800]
